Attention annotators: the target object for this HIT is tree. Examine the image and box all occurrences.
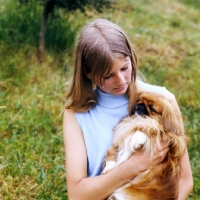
[20,0,114,62]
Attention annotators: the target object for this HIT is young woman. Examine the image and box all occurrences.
[63,18,193,200]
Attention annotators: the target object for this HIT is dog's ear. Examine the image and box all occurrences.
[128,90,144,115]
[161,100,184,135]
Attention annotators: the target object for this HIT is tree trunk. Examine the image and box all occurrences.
[37,0,55,63]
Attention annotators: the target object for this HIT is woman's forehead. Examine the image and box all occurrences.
[102,56,130,75]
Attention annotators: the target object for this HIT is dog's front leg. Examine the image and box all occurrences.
[129,130,148,150]
[117,130,148,165]
[102,145,118,174]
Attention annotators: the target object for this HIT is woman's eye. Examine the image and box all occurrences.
[121,66,128,71]
[104,74,111,79]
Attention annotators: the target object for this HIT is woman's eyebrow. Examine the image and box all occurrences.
[122,61,129,68]
[122,63,128,67]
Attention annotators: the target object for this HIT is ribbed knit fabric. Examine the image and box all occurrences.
[75,81,166,177]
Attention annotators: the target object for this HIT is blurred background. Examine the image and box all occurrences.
[0,0,200,199]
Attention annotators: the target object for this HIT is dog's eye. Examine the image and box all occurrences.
[150,106,156,113]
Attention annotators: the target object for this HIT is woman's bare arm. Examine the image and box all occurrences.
[63,109,134,199]
[178,150,193,200]
[63,109,169,200]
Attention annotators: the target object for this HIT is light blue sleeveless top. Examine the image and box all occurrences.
[75,81,166,177]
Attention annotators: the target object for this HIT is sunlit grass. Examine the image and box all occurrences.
[0,52,68,199]
[0,0,200,199]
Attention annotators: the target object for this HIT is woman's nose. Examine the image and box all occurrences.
[116,73,125,84]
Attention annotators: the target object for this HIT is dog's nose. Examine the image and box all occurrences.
[133,103,148,116]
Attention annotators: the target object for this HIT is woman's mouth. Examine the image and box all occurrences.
[114,85,126,91]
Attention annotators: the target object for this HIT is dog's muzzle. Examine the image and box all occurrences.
[133,103,148,116]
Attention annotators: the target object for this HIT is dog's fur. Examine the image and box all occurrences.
[102,91,188,200]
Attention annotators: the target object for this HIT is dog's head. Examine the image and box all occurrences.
[129,91,184,135]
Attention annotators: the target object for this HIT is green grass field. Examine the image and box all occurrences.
[0,0,200,199]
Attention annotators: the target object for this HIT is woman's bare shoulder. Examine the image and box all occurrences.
[63,109,78,126]
[63,108,81,129]
[162,89,175,101]
[63,108,75,118]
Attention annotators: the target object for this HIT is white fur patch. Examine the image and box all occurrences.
[116,131,148,166]
[117,135,133,165]
[102,161,116,174]
[129,130,147,150]
[110,189,131,200]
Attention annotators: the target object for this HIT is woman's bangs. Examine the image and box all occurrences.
[92,47,114,84]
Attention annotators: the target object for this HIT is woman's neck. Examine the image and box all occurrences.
[95,87,128,108]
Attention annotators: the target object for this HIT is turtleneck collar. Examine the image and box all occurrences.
[95,87,128,108]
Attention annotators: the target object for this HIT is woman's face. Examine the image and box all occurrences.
[95,56,132,95]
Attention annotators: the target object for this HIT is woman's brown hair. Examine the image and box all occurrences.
[65,19,138,112]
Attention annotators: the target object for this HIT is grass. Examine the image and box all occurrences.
[0,0,200,199]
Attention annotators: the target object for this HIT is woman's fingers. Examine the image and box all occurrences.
[154,144,169,164]
[128,141,170,172]
[157,141,170,150]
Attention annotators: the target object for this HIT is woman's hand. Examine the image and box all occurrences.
[127,142,170,175]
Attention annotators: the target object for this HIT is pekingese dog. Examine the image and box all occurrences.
[102,91,188,200]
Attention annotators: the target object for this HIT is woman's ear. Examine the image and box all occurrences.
[83,67,92,79]
[86,73,92,79]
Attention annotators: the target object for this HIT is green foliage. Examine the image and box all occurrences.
[177,0,200,9]
[45,9,81,53]
[19,0,113,12]
[0,0,200,199]
[0,0,81,85]
[0,0,80,53]
[0,0,41,49]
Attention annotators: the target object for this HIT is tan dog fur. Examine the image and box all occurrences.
[102,91,188,200]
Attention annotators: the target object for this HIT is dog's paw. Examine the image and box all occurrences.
[102,161,116,174]
[107,195,117,200]
[129,130,147,150]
